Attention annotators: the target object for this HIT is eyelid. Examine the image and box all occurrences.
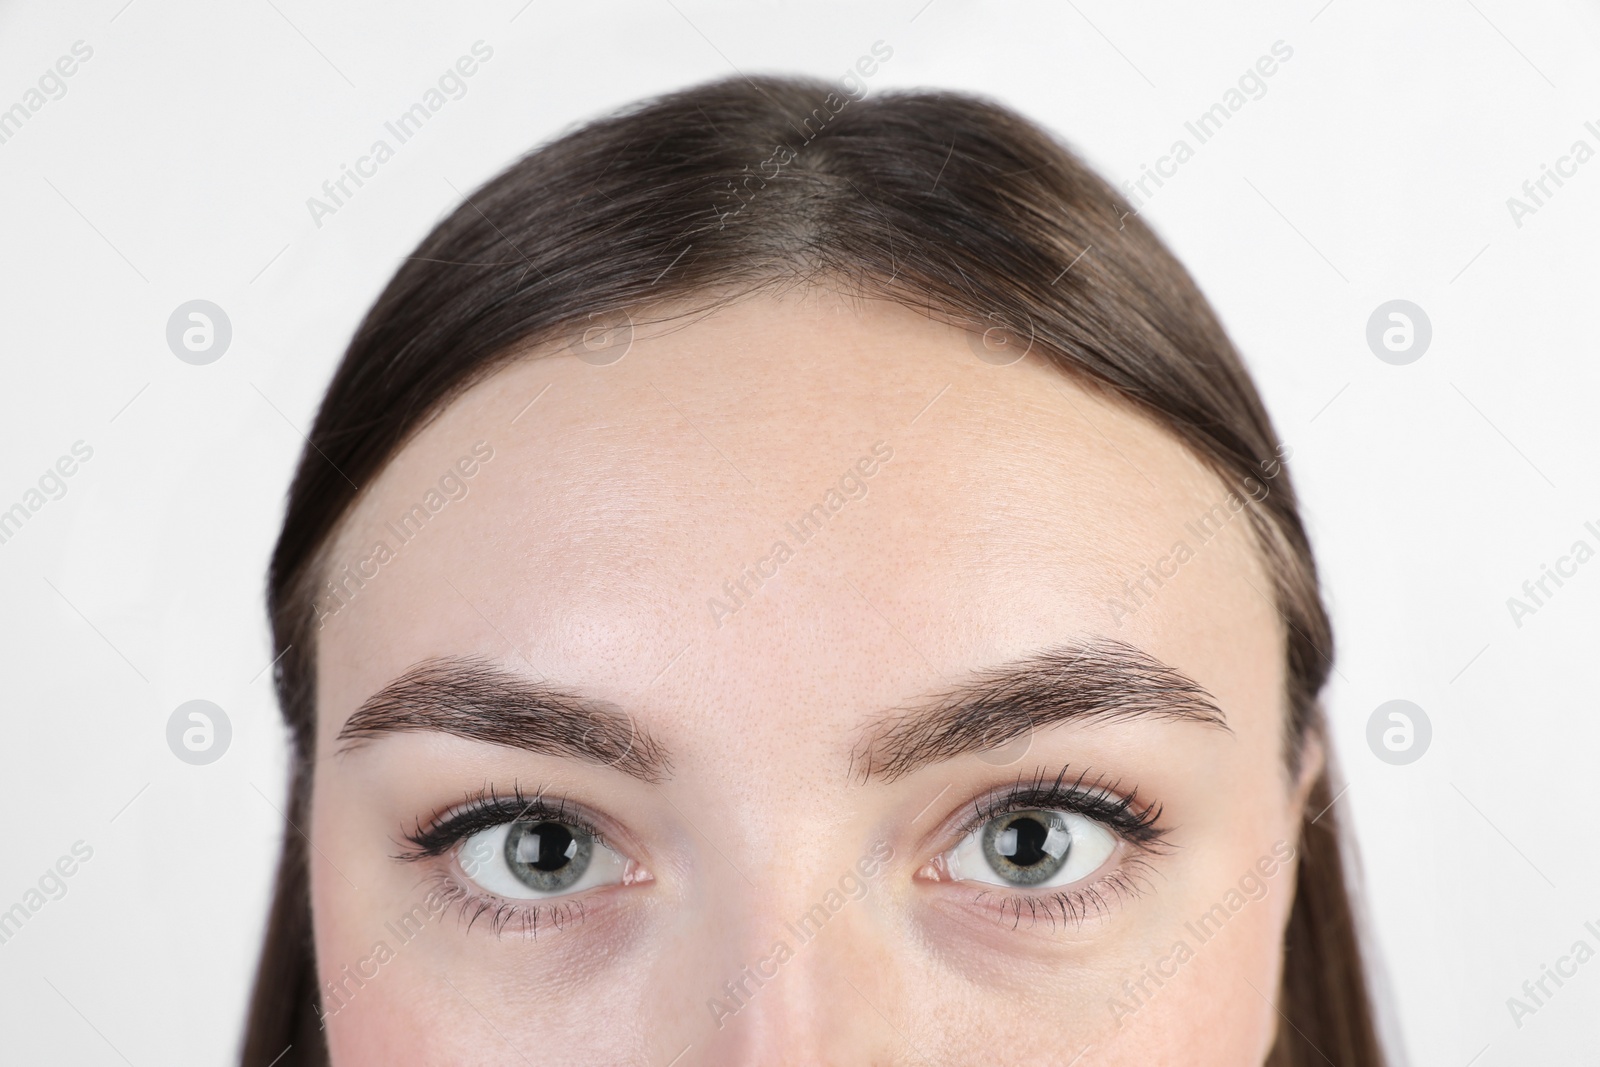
[396,785,614,862]
[933,766,1169,852]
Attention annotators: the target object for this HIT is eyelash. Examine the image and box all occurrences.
[398,783,608,858]
[939,766,1172,931]
[395,771,1171,938]
[395,783,609,938]
[419,870,590,938]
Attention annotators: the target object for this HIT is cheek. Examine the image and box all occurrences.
[823,908,1285,1067]
[1069,881,1291,1064]
[1096,929,1285,1064]
[311,864,465,1067]
[1159,889,1289,1062]
[308,796,439,1064]
[322,991,438,1067]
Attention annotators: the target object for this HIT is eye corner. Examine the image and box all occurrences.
[619,860,655,887]
[913,853,950,884]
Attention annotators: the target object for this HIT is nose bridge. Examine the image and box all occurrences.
[687,854,903,1066]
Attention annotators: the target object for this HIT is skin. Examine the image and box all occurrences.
[308,288,1322,1066]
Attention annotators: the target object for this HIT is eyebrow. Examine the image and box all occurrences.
[336,657,672,783]
[850,638,1229,783]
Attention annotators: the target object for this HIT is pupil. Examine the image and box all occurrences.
[521,823,575,871]
[504,819,593,893]
[981,810,1071,887]
[1006,816,1051,867]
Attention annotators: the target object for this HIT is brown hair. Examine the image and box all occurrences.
[243,73,1386,1066]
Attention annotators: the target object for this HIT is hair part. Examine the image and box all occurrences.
[243,74,1384,1065]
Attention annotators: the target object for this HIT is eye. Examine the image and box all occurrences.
[457,819,631,900]
[943,809,1118,889]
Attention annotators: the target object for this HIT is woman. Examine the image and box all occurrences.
[243,74,1387,1065]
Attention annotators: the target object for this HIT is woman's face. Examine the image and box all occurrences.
[309,290,1316,1066]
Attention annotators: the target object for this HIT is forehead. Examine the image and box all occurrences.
[314,289,1280,747]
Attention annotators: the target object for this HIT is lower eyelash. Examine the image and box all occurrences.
[423,869,589,939]
[972,855,1158,931]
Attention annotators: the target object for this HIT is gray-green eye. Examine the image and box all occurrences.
[946,810,1118,889]
[458,819,630,899]
[505,820,592,892]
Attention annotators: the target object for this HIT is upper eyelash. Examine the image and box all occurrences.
[395,783,605,861]
[398,770,1164,862]
[955,765,1171,849]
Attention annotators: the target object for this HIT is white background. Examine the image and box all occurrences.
[1,1,1597,1063]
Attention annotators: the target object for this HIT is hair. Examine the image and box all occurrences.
[242,73,1387,1066]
